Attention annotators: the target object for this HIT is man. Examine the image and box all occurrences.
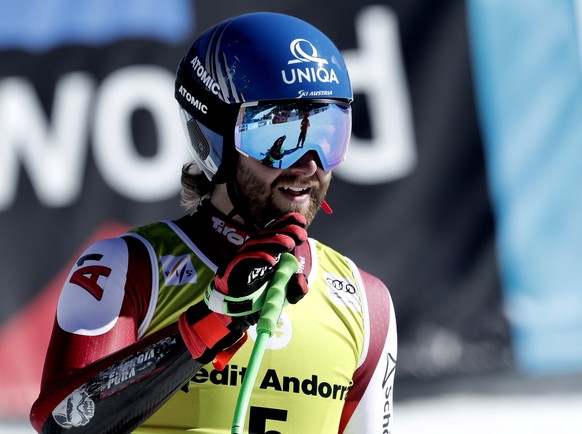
[30,12,397,434]
[296,112,310,148]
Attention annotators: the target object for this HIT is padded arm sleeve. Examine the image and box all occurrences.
[29,236,202,433]
[30,324,203,433]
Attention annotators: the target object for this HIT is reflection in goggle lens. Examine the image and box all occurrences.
[234,100,351,170]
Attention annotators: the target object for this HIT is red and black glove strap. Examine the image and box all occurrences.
[178,302,251,368]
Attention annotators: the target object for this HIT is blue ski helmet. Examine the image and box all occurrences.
[175,12,353,182]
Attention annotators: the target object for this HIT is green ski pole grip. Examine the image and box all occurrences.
[256,253,299,335]
[231,252,299,434]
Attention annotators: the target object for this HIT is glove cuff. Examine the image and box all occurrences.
[178,306,232,360]
[205,280,270,316]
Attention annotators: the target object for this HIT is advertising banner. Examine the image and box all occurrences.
[11,0,579,420]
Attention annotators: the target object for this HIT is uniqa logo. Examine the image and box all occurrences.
[288,38,329,65]
[282,38,339,85]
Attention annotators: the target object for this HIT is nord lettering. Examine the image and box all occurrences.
[337,5,417,184]
[0,66,188,211]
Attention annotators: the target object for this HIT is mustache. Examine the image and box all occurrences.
[273,174,319,189]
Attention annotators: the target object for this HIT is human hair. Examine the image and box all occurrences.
[180,161,214,211]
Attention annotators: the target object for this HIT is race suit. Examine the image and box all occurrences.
[32,202,397,433]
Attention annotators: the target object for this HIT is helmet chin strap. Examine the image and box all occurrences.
[225,175,263,233]
[213,139,263,233]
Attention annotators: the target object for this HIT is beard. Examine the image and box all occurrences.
[236,163,330,228]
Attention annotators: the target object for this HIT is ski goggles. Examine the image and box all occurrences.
[234,99,351,170]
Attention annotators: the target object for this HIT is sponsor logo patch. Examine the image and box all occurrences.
[211,216,247,245]
[324,272,359,310]
[248,311,293,350]
[189,55,221,95]
[281,38,340,89]
[52,388,95,429]
[161,254,197,286]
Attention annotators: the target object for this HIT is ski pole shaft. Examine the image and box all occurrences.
[231,253,299,434]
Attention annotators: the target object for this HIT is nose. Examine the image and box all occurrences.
[288,151,319,176]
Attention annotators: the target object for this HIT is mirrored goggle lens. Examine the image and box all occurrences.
[234,100,351,170]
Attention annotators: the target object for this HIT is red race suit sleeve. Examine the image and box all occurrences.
[30,235,154,431]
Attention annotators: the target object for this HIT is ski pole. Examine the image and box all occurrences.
[231,252,299,434]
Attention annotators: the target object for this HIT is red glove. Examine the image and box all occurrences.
[179,213,308,368]
[178,301,253,368]
[205,212,308,315]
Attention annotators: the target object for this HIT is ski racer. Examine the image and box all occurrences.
[30,12,397,434]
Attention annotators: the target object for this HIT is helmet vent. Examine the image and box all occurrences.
[186,118,211,160]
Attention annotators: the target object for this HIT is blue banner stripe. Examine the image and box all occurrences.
[0,0,194,51]
[468,0,582,374]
